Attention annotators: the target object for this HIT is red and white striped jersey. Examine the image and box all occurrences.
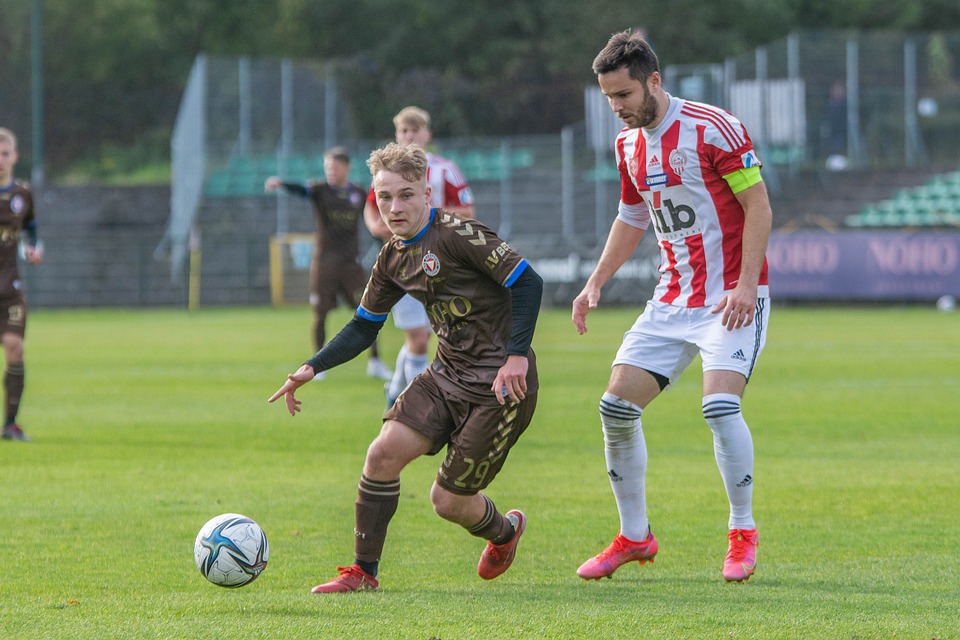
[615,95,770,307]
[425,152,474,208]
[367,152,474,209]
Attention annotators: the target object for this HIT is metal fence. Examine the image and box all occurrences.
[156,30,960,303]
[19,29,960,308]
[665,29,960,174]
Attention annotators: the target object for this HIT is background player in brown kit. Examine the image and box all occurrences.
[270,142,543,593]
[0,128,43,442]
[265,146,392,382]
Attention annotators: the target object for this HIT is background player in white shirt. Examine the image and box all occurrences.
[364,106,475,407]
[572,29,773,583]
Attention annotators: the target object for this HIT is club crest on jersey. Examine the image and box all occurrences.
[669,149,688,176]
[9,194,25,215]
[741,150,761,168]
[422,252,441,277]
[628,158,640,176]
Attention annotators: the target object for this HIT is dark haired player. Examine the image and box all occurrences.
[572,29,772,583]
[270,142,542,593]
[265,146,391,382]
[0,128,43,442]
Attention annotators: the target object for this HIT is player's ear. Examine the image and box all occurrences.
[648,71,662,93]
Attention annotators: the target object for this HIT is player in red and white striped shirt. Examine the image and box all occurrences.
[572,30,773,583]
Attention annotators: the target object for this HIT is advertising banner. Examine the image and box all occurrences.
[767,230,960,301]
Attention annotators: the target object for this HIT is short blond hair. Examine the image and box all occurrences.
[392,106,431,131]
[0,128,17,149]
[367,143,428,184]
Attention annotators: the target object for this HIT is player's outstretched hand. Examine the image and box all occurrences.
[268,364,316,416]
[572,286,600,335]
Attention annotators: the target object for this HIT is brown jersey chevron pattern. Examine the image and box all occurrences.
[439,211,487,246]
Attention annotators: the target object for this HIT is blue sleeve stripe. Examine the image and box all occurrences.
[503,260,529,287]
[356,305,389,322]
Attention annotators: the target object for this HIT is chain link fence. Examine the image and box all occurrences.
[8,30,960,307]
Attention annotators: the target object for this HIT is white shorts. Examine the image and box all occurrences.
[391,294,430,330]
[613,299,770,385]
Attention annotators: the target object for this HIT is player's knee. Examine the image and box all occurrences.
[600,392,642,444]
[405,328,430,354]
[363,436,407,477]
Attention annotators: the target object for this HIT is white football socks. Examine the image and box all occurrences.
[386,345,410,403]
[702,393,755,530]
[387,345,430,406]
[599,392,649,541]
[403,351,428,385]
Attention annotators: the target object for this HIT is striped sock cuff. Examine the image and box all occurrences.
[702,394,742,420]
[600,392,642,422]
[358,475,401,499]
[467,495,497,536]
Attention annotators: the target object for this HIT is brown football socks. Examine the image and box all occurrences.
[353,475,401,575]
[467,494,515,545]
[4,363,24,425]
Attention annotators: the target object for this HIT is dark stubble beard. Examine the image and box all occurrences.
[633,87,660,129]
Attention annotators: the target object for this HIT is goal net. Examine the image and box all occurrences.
[269,234,314,306]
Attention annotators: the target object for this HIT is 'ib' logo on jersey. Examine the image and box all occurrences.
[649,190,697,236]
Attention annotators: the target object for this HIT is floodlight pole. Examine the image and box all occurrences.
[31,0,45,188]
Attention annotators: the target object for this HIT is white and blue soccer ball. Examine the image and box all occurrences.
[194,513,269,588]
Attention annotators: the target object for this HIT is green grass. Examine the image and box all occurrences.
[1,305,958,639]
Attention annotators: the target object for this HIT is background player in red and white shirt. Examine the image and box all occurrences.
[572,30,773,583]
[0,128,44,442]
[364,106,475,408]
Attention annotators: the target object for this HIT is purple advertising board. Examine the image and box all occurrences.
[767,230,960,301]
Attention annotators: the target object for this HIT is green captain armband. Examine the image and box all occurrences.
[722,166,763,193]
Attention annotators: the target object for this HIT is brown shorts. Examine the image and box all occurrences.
[310,255,368,315]
[0,295,27,337]
[385,369,538,496]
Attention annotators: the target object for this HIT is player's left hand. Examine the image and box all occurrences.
[493,355,529,405]
[268,364,315,416]
[711,285,757,331]
[25,245,43,264]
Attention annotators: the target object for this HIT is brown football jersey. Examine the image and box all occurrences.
[360,209,537,403]
[0,180,34,299]
[307,181,367,259]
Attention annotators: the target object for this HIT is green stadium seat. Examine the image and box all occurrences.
[205,172,232,197]
[511,148,534,168]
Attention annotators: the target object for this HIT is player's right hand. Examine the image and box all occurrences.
[268,364,316,416]
[572,287,600,335]
[264,176,281,192]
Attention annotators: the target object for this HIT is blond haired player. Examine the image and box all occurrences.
[0,128,44,442]
[364,106,475,407]
[272,143,541,593]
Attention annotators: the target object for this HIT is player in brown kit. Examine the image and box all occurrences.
[0,128,43,442]
[269,142,542,592]
[265,146,392,382]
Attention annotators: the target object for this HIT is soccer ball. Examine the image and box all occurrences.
[194,513,269,588]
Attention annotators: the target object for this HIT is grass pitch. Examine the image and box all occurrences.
[1,304,958,639]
